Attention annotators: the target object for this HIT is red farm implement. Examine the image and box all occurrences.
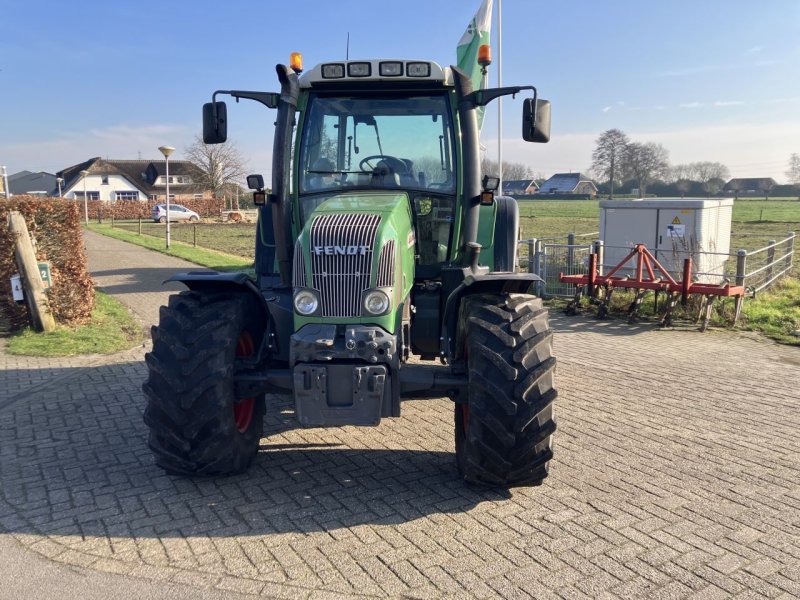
[559,244,745,330]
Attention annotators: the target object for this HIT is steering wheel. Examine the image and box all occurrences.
[358,154,408,174]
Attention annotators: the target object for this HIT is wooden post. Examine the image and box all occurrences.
[7,212,56,332]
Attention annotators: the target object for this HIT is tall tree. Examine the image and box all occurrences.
[691,161,730,196]
[591,129,630,199]
[622,142,670,197]
[786,153,800,199]
[184,134,248,199]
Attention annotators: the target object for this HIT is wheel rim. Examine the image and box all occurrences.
[234,331,256,433]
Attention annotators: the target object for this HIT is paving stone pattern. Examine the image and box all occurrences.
[1,233,799,598]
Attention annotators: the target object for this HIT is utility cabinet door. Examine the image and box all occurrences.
[656,207,697,276]
[601,208,657,274]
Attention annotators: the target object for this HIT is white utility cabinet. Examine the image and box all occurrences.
[599,198,734,283]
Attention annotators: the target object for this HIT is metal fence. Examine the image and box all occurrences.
[518,231,795,298]
[734,232,795,294]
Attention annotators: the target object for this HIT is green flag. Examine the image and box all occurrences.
[456,0,493,129]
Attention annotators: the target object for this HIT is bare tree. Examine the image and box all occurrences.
[622,142,670,197]
[758,178,775,201]
[690,161,730,196]
[786,153,800,199]
[481,158,535,180]
[184,134,248,200]
[669,164,696,183]
[591,129,630,199]
[702,177,726,197]
[726,178,744,200]
[675,179,691,198]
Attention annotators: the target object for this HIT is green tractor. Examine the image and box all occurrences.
[143,56,557,487]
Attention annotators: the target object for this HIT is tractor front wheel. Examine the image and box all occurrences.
[143,291,266,476]
[455,294,557,487]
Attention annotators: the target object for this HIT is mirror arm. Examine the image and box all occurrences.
[467,85,537,107]
[211,89,280,110]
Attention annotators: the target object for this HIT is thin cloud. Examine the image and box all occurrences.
[745,45,763,55]
[679,102,704,108]
[602,106,612,113]
[713,100,744,107]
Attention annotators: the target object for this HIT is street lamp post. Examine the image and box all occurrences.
[56,177,63,198]
[158,145,176,249]
[80,170,89,225]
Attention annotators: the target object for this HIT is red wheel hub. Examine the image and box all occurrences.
[234,331,256,433]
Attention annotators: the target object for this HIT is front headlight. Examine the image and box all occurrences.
[363,290,390,315]
[293,289,319,315]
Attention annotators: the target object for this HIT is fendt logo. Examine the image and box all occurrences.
[312,245,370,256]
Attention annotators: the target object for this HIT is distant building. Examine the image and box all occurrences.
[57,157,213,202]
[724,177,777,195]
[7,170,58,195]
[502,179,539,196]
[538,173,598,197]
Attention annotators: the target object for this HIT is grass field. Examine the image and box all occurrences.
[97,197,798,345]
[517,197,800,248]
[109,198,800,256]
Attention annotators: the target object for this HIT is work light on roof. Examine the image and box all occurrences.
[379,61,403,77]
[406,62,431,77]
[321,63,345,79]
[347,62,371,77]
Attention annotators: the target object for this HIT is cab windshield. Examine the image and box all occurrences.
[298,94,456,196]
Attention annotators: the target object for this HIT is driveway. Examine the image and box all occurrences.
[1,230,799,598]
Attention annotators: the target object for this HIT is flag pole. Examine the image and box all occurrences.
[497,0,503,194]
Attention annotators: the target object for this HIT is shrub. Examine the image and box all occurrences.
[1,196,95,331]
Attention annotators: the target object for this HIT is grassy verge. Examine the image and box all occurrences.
[739,272,800,345]
[6,291,144,356]
[87,223,254,272]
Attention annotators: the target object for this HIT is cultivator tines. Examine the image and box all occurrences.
[559,244,746,330]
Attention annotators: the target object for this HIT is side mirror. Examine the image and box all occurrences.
[203,101,228,144]
[522,98,551,143]
[246,174,264,190]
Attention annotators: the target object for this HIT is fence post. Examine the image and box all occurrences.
[527,239,535,274]
[735,249,747,288]
[138,217,142,235]
[593,239,604,276]
[534,239,544,296]
[788,232,795,272]
[193,225,197,248]
[567,232,576,276]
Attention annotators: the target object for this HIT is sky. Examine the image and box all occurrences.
[2,0,799,182]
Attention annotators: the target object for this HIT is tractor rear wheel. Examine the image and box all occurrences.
[455,294,557,487]
[143,291,266,476]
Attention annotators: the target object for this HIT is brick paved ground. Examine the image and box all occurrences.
[1,233,799,598]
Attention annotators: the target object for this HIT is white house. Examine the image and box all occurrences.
[57,157,212,202]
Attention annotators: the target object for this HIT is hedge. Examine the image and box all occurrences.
[81,197,226,221]
[1,196,95,331]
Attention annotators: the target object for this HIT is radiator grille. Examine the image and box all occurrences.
[309,213,381,317]
[376,240,396,287]
[292,240,307,288]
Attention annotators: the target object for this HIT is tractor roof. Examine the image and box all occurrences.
[299,59,451,89]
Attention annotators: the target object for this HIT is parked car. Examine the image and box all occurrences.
[152,204,200,223]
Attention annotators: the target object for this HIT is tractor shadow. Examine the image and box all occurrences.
[0,360,509,542]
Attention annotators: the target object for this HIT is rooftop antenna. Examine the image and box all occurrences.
[138,150,142,160]
[346,32,350,60]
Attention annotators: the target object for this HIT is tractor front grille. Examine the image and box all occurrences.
[377,240,395,287]
[309,213,381,317]
[293,240,307,288]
